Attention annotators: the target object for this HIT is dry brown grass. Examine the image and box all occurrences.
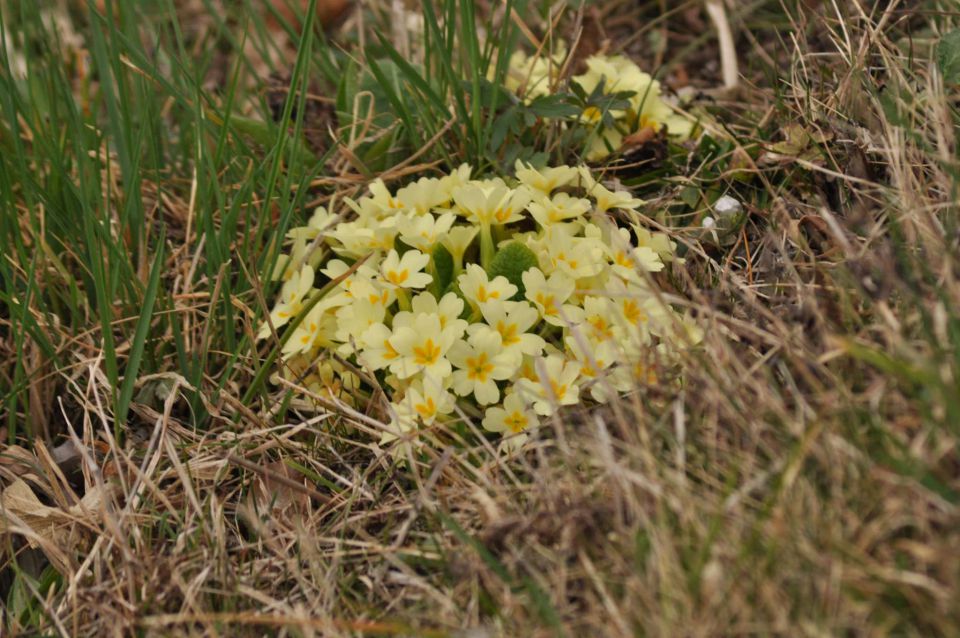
[2,1,959,636]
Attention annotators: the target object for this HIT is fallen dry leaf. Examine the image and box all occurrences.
[263,0,353,31]
[250,459,312,516]
[0,478,111,573]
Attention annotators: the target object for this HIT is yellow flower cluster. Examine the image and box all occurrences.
[260,162,701,453]
[573,55,695,160]
[499,44,567,104]
[503,45,695,160]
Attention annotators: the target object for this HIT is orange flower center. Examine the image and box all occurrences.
[622,300,646,324]
[548,380,567,399]
[504,411,528,433]
[589,317,613,341]
[383,339,400,360]
[536,293,558,316]
[413,339,442,366]
[497,321,519,346]
[476,284,499,303]
[466,352,494,381]
[386,269,409,285]
[414,396,437,418]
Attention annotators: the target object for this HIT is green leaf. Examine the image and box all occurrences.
[116,227,166,433]
[488,241,539,299]
[432,244,454,292]
[527,94,581,119]
[937,30,960,85]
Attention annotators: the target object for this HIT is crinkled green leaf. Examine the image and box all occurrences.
[488,242,539,300]
[432,244,454,292]
[937,30,960,85]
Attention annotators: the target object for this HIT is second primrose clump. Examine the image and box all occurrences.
[503,44,697,160]
[259,162,701,453]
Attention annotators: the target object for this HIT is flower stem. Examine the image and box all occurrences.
[480,224,495,270]
[427,255,440,297]
[396,289,411,312]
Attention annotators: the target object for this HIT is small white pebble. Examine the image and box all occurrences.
[714,195,743,217]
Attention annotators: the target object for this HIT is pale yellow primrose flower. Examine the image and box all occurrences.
[440,225,479,264]
[475,300,545,364]
[607,342,674,397]
[583,128,626,162]
[607,226,665,278]
[269,235,311,281]
[448,327,518,405]
[579,171,645,213]
[348,277,396,309]
[329,218,401,258]
[320,259,379,303]
[257,263,314,340]
[522,268,583,326]
[334,298,386,355]
[575,55,652,114]
[604,281,669,346]
[482,392,539,451]
[579,296,619,345]
[515,355,582,416]
[379,249,433,290]
[528,192,592,227]
[543,227,607,279]
[388,313,462,379]
[358,322,401,371]
[345,178,407,220]
[499,44,566,104]
[514,160,579,194]
[572,55,695,160]
[407,291,468,334]
[458,264,518,309]
[287,206,336,242]
[632,224,678,262]
[437,163,473,199]
[282,303,338,356]
[452,182,532,226]
[398,212,456,251]
[380,409,419,458]
[564,335,619,403]
[394,375,455,425]
[395,176,454,215]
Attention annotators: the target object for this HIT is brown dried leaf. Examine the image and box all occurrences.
[263,0,353,31]
[0,478,111,573]
[252,460,312,516]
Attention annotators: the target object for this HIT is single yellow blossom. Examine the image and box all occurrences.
[482,392,539,450]
[522,268,583,326]
[528,192,592,226]
[257,264,315,340]
[515,355,582,416]
[514,160,578,194]
[358,322,402,371]
[398,212,457,251]
[475,300,545,364]
[395,375,456,425]
[379,249,433,290]
[282,304,337,356]
[448,328,518,405]
[458,264,518,309]
[388,313,460,379]
[452,182,532,226]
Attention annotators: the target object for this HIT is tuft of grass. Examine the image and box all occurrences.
[0,1,958,636]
